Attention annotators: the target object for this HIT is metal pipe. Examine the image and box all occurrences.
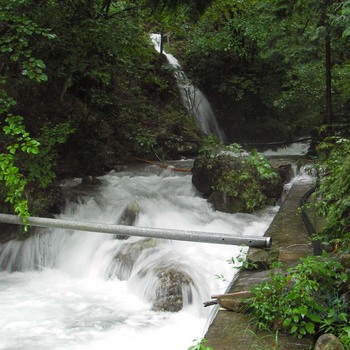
[0,213,272,248]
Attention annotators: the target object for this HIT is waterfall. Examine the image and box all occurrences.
[150,34,225,142]
[0,164,276,350]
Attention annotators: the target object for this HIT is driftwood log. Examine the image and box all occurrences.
[204,291,254,312]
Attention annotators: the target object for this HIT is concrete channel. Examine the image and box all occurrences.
[204,180,316,350]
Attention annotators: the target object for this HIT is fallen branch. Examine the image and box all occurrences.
[204,291,254,312]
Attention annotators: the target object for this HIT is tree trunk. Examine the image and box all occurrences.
[324,0,333,126]
[325,28,333,126]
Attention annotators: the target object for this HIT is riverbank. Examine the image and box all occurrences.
[204,179,316,349]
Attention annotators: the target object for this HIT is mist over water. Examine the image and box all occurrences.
[0,165,276,349]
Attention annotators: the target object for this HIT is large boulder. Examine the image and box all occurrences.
[117,201,140,227]
[314,334,344,350]
[113,237,196,312]
[114,201,141,240]
[151,267,194,312]
[192,153,283,213]
[129,256,195,312]
[108,238,158,280]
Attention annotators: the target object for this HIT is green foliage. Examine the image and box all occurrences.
[0,1,55,82]
[270,62,324,121]
[247,254,349,344]
[198,138,278,185]
[311,136,350,246]
[198,138,248,164]
[22,122,75,188]
[0,1,56,222]
[0,115,40,222]
[228,248,259,270]
[197,139,279,212]
[187,338,214,350]
[140,0,191,37]
[179,0,350,141]
[248,149,278,182]
[184,1,270,102]
[214,164,267,211]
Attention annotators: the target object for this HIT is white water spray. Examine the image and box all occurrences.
[0,165,275,350]
[150,34,225,142]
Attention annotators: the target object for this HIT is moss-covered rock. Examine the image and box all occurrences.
[192,147,283,213]
[314,334,344,350]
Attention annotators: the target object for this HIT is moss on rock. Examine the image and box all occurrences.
[192,144,283,213]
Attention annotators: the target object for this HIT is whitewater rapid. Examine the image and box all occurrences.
[0,164,277,350]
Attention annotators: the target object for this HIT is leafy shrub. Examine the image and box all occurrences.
[187,338,213,350]
[0,115,40,222]
[194,138,280,212]
[22,122,75,188]
[311,136,350,247]
[247,255,349,344]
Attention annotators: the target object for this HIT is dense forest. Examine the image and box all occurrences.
[1,0,350,218]
[1,0,350,347]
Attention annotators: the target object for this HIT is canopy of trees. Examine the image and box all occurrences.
[0,0,350,218]
[175,0,350,141]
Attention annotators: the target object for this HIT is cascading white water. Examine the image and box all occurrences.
[150,34,225,142]
[262,139,311,157]
[0,164,277,350]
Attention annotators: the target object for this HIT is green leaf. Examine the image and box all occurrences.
[283,318,292,327]
[290,324,298,334]
[306,312,321,324]
[305,322,315,334]
[299,305,308,317]
[35,59,46,68]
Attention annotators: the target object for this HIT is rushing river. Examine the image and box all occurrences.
[0,163,278,350]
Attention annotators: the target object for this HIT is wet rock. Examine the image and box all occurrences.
[191,157,218,197]
[269,160,294,184]
[261,171,283,199]
[246,248,279,270]
[0,224,20,243]
[117,201,140,227]
[132,260,195,312]
[208,191,245,214]
[81,176,103,187]
[151,267,194,312]
[192,153,283,213]
[314,334,344,350]
[276,163,293,184]
[110,239,158,280]
[62,177,104,205]
[32,184,65,216]
[114,201,141,240]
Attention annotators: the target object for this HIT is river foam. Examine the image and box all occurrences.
[0,165,275,349]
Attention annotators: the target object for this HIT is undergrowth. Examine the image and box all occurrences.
[246,255,350,348]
